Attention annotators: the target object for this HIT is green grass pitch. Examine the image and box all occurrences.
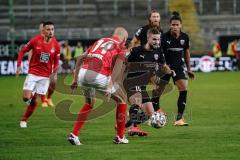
[0,72,240,160]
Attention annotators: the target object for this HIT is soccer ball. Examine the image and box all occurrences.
[150,112,167,128]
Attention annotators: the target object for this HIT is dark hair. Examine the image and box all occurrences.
[40,21,45,25]
[170,11,182,23]
[43,21,54,27]
[148,9,161,28]
[147,27,160,36]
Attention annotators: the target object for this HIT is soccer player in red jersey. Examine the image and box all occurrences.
[28,21,57,107]
[16,21,60,128]
[68,27,129,145]
[27,21,48,107]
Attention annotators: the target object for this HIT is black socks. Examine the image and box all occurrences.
[177,90,187,120]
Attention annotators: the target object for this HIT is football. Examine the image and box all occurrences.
[150,112,167,128]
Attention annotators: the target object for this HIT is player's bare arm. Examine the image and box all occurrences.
[130,36,140,49]
[162,64,172,74]
[49,45,60,82]
[184,49,195,80]
[16,40,33,78]
[71,53,88,90]
[105,56,125,98]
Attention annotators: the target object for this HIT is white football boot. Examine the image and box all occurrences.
[68,133,82,145]
[20,121,27,128]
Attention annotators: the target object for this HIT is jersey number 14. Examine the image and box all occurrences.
[91,39,115,55]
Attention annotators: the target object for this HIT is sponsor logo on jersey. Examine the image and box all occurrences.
[40,52,50,63]
[166,40,171,44]
[154,54,159,60]
[87,53,103,60]
[167,48,183,52]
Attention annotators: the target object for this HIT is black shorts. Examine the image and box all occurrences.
[124,73,151,104]
[161,68,187,84]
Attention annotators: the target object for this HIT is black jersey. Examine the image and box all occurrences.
[162,31,190,69]
[127,46,166,78]
[135,25,163,46]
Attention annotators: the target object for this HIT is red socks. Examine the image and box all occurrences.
[41,95,46,103]
[21,98,38,122]
[72,103,127,138]
[72,103,93,136]
[116,103,127,139]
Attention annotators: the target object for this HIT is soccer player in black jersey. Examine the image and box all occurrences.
[130,9,168,114]
[125,28,172,136]
[160,12,195,126]
[131,9,163,47]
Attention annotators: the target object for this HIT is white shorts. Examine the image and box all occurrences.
[23,74,50,95]
[78,68,118,94]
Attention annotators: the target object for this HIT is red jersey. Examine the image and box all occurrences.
[81,36,126,76]
[17,35,60,77]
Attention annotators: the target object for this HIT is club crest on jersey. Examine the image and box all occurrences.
[154,54,159,60]
[180,40,185,45]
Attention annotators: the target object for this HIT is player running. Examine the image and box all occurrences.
[28,21,57,108]
[160,12,195,126]
[125,28,172,136]
[16,21,60,128]
[68,27,129,145]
